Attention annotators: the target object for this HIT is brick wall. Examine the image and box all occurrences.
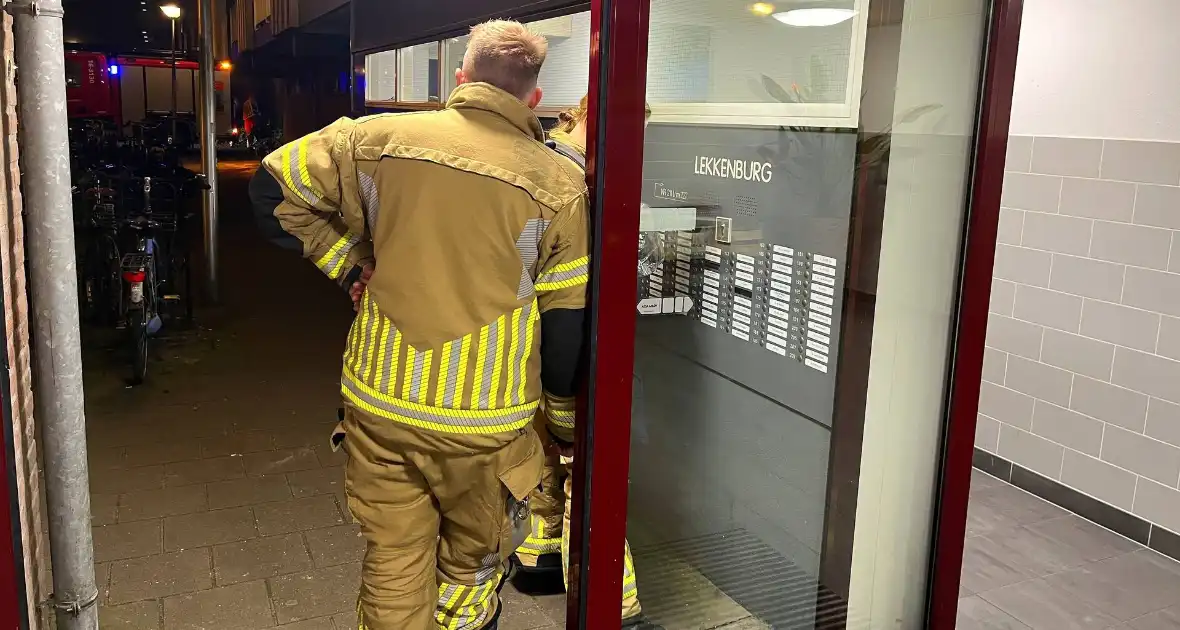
[0,12,53,629]
[977,134,1180,535]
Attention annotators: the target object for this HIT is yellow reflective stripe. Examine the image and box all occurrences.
[341,369,538,430]
[505,308,522,404]
[448,586,479,630]
[471,324,490,409]
[315,232,359,279]
[490,314,507,408]
[435,340,453,407]
[516,303,537,403]
[401,345,417,399]
[453,334,471,408]
[359,300,379,382]
[549,407,575,429]
[535,255,590,292]
[418,350,433,404]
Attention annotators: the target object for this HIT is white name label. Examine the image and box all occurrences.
[694,156,774,183]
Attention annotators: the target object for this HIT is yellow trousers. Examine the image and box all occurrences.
[515,453,642,620]
[342,407,544,629]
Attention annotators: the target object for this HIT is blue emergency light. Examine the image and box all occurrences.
[109,64,119,76]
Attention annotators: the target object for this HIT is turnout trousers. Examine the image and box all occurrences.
[342,406,544,630]
[515,452,642,620]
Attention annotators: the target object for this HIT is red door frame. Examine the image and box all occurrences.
[0,320,28,627]
[927,1,1024,628]
[574,1,1025,629]
[567,0,650,628]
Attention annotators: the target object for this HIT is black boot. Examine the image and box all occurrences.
[509,553,565,595]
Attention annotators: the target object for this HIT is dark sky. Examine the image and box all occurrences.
[64,0,199,56]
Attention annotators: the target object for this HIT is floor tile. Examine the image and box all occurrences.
[124,439,204,467]
[118,485,208,522]
[1127,604,1180,630]
[304,524,365,568]
[95,561,112,603]
[255,495,344,536]
[1023,516,1141,565]
[973,469,1005,492]
[979,577,1120,629]
[277,617,335,629]
[245,447,321,476]
[109,548,213,604]
[165,456,246,487]
[959,534,1039,594]
[162,580,276,629]
[287,467,344,499]
[91,464,166,494]
[966,495,1025,538]
[975,484,1067,528]
[164,507,258,551]
[329,612,355,629]
[94,519,163,563]
[207,475,292,510]
[500,586,559,629]
[314,443,347,468]
[100,599,162,630]
[269,563,360,625]
[957,596,1032,630]
[92,492,119,526]
[1042,551,1180,621]
[214,533,313,585]
[199,430,276,458]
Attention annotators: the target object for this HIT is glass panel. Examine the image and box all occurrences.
[65,58,84,89]
[365,49,397,101]
[647,0,857,105]
[398,42,441,104]
[621,0,991,627]
[529,13,591,110]
[441,35,470,102]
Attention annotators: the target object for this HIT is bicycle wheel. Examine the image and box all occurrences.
[128,313,149,385]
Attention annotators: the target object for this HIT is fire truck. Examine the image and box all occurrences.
[65,50,233,138]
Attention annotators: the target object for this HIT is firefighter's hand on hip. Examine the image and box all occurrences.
[350,263,374,312]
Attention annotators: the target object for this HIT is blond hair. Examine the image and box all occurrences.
[463,20,549,100]
[553,95,652,133]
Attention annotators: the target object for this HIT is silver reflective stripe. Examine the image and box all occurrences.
[409,349,426,401]
[358,169,379,231]
[437,585,458,608]
[359,295,376,377]
[287,145,321,206]
[319,232,361,277]
[443,340,463,406]
[515,218,549,299]
[536,260,589,286]
[342,376,537,429]
[378,325,397,392]
[478,318,499,408]
[510,302,532,405]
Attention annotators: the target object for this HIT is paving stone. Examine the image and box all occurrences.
[93,519,163,563]
[165,456,246,487]
[162,580,276,629]
[165,507,258,551]
[315,443,347,468]
[200,430,277,458]
[269,563,360,625]
[287,467,344,499]
[90,464,166,494]
[214,534,313,585]
[277,617,336,630]
[330,612,356,629]
[95,561,112,603]
[207,475,292,509]
[123,439,204,467]
[99,599,161,630]
[255,495,343,536]
[108,548,212,604]
[245,447,321,476]
[92,492,119,526]
[305,524,365,568]
[118,484,207,522]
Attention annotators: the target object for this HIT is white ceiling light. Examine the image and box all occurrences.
[772,7,856,26]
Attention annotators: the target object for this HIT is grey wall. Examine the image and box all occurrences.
[977,135,1180,534]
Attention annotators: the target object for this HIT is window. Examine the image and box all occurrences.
[529,14,591,111]
[65,59,84,89]
[364,43,442,106]
[440,36,470,101]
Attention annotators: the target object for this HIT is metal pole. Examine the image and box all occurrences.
[197,0,219,301]
[170,18,177,142]
[10,0,99,628]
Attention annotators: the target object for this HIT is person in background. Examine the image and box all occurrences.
[249,20,591,630]
[511,94,659,630]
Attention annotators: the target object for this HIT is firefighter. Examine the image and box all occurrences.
[511,95,657,629]
[249,21,589,630]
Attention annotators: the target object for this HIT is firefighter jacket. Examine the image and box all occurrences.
[254,83,590,441]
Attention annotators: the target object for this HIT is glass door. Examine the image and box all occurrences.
[576,0,1014,628]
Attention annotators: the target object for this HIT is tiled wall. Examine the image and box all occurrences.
[977,135,1180,535]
